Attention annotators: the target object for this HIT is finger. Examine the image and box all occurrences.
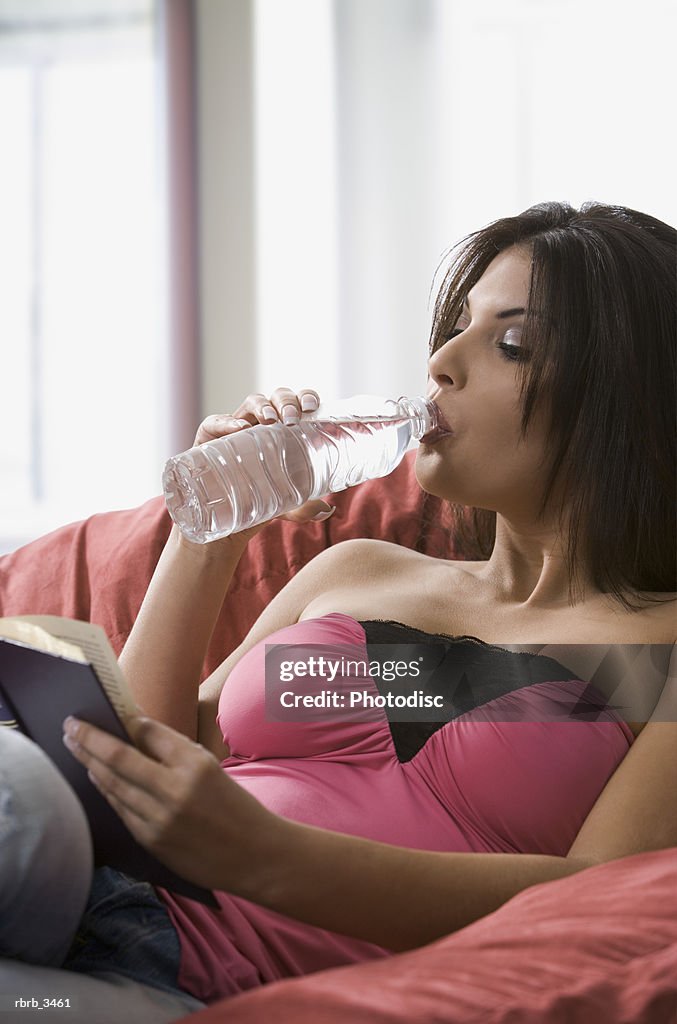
[84,755,161,821]
[274,389,321,422]
[93,781,152,834]
[280,500,337,524]
[62,717,168,792]
[298,389,320,414]
[194,414,253,446]
[245,389,320,423]
[62,719,170,824]
[232,393,280,424]
[88,775,164,852]
[269,387,305,425]
[126,715,214,770]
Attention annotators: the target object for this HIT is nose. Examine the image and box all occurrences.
[427,333,467,392]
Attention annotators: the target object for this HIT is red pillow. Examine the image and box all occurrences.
[0,452,458,677]
[180,848,677,1024]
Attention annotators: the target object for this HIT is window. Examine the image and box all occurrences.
[0,0,166,552]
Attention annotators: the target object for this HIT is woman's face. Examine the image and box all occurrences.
[416,245,552,523]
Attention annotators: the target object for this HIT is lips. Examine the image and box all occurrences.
[420,426,452,445]
[420,401,453,445]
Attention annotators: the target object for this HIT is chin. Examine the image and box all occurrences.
[414,448,461,502]
[414,448,494,510]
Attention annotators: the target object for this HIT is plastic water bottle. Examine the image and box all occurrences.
[162,394,444,543]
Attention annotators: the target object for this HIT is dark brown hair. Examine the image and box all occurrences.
[427,201,676,609]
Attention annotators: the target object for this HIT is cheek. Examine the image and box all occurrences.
[414,381,549,500]
[414,423,548,507]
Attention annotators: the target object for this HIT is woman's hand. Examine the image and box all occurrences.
[193,386,336,535]
[63,714,285,894]
[63,713,591,951]
[121,386,335,729]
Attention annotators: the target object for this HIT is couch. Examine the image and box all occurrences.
[1,452,676,1023]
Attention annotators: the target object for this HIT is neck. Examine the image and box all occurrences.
[478,514,593,609]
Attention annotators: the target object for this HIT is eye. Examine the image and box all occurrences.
[446,317,469,341]
[497,326,528,362]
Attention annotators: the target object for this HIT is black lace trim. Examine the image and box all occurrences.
[357,619,578,763]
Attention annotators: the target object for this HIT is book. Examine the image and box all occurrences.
[0,615,216,907]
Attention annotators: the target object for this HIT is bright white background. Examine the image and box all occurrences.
[246,0,677,404]
[1,0,675,551]
[0,0,164,551]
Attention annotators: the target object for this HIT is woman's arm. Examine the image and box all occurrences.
[118,387,331,738]
[63,713,595,952]
[118,525,250,736]
[65,645,677,950]
[567,641,677,864]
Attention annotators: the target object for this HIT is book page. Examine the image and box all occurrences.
[1,616,138,723]
[0,619,87,663]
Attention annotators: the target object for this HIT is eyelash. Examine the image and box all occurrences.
[447,327,529,363]
[497,341,528,363]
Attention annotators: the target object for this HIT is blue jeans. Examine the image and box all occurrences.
[63,868,185,998]
[0,729,192,1003]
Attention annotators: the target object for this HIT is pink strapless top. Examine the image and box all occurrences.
[160,613,634,1003]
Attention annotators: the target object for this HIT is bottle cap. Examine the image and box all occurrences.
[396,396,440,441]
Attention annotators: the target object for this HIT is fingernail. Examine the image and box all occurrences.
[311,505,336,522]
[282,405,299,424]
[63,716,79,737]
[301,395,318,411]
[63,733,80,753]
[262,405,277,421]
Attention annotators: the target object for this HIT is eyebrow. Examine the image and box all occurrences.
[461,297,526,319]
[495,307,526,319]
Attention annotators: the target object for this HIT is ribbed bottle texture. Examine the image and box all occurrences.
[163,395,437,543]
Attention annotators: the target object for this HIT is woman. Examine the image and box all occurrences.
[7,202,677,1008]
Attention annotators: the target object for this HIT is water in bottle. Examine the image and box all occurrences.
[162,394,448,543]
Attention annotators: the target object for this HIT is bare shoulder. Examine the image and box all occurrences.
[631,593,677,644]
[325,539,482,571]
[313,537,478,589]
[653,593,677,634]
[309,537,432,575]
[325,537,424,559]
[565,589,677,645]
[298,540,479,627]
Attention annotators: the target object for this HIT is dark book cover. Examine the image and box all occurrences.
[0,637,217,907]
